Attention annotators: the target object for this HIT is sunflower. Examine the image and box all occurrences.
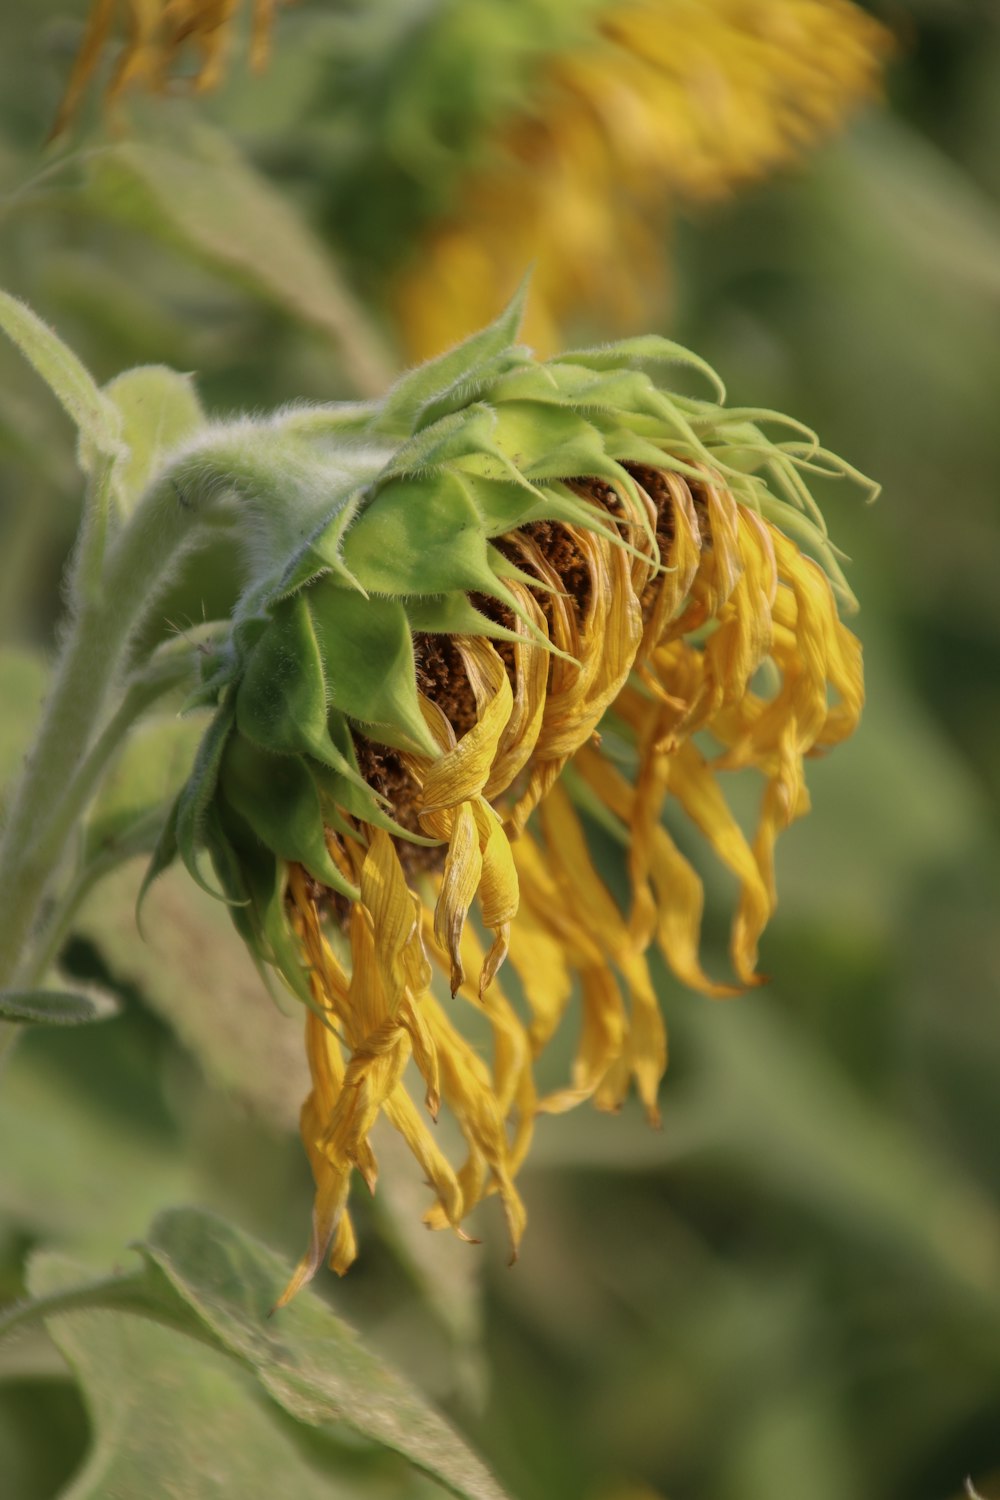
[149,298,873,1298]
[394,0,892,356]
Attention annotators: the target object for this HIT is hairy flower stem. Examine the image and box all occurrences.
[0,469,230,993]
[0,423,386,1011]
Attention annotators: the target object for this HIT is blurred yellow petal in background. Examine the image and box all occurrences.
[394,0,891,357]
[52,0,284,135]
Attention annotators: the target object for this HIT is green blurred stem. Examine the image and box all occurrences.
[0,472,225,995]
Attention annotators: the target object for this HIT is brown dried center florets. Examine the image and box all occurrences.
[340,469,685,882]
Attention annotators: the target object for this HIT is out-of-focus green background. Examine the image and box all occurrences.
[1,3,999,1498]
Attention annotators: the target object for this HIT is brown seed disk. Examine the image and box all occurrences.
[567,475,625,518]
[413,632,479,738]
[623,464,676,555]
[349,735,444,877]
[469,591,518,687]
[349,635,481,882]
[624,463,679,617]
[520,518,592,618]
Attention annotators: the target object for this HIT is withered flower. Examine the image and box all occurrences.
[148,296,873,1297]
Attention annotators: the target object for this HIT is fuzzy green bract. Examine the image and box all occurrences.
[145,292,875,994]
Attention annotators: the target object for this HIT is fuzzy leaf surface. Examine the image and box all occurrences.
[0,289,121,458]
[0,989,119,1027]
[102,364,205,512]
[85,127,391,391]
[29,1254,358,1500]
[7,1208,509,1500]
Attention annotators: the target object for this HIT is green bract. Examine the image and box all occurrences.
[144,292,875,993]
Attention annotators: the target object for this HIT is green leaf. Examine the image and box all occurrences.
[85,126,391,396]
[76,858,309,1132]
[0,989,119,1027]
[102,365,205,513]
[8,1207,510,1500]
[29,1255,362,1500]
[0,289,122,460]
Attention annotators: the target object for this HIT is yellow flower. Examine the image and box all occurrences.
[282,433,861,1300]
[156,306,873,1297]
[51,0,282,136]
[395,0,891,357]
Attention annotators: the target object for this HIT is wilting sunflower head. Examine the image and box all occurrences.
[51,0,285,137]
[148,293,875,1298]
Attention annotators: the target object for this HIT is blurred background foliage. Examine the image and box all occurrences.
[1,1,999,1497]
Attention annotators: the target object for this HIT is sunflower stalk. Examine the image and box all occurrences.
[0,424,344,1001]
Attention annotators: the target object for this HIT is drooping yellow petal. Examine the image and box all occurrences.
[276,1163,352,1307]
[423,914,536,1170]
[419,638,513,813]
[633,465,703,654]
[616,951,668,1124]
[419,993,527,1257]
[433,800,483,995]
[539,965,627,1116]
[509,523,643,833]
[381,1083,465,1228]
[360,828,430,1011]
[506,864,576,1054]
[696,506,777,722]
[574,741,738,999]
[666,740,771,985]
[472,799,519,993]
[482,583,550,800]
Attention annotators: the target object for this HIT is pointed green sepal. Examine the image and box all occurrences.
[373,277,529,437]
[220,734,360,901]
[233,595,372,792]
[307,589,439,757]
[548,335,726,403]
[173,701,238,899]
[341,470,504,598]
[136,792,181,935]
